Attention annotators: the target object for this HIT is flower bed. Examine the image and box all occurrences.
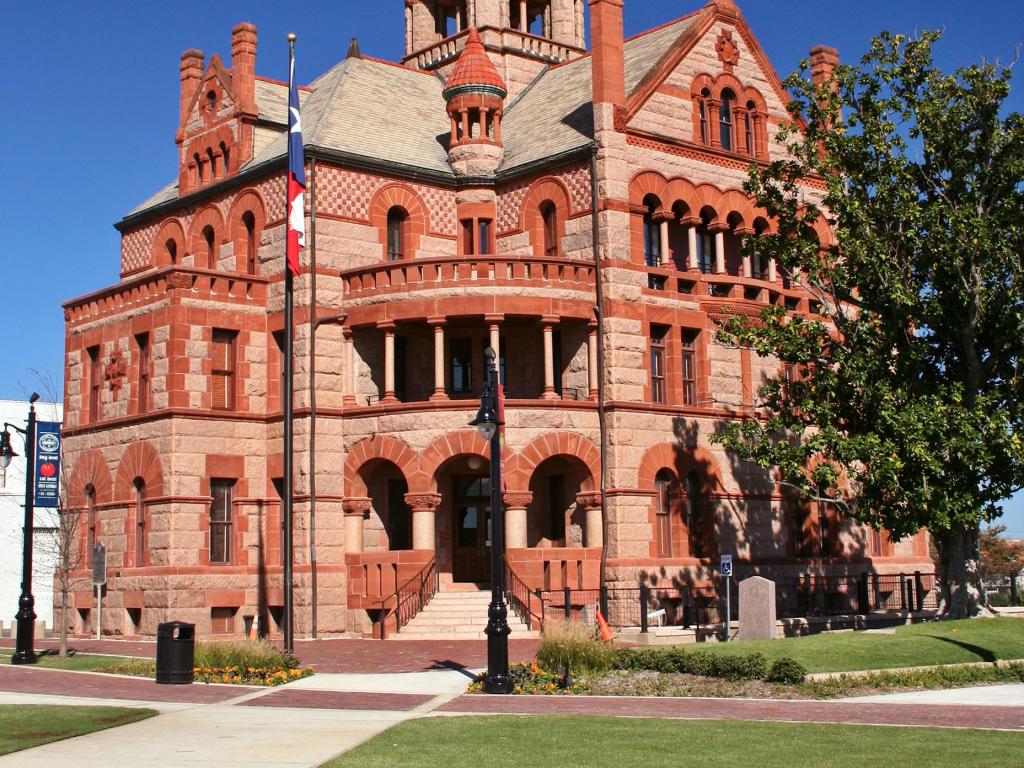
[193,665,313,686]
[467,662,577,695]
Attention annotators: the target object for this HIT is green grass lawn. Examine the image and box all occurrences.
[0,649,143,673]
[322,716,1024,768]
[0,705,156,756]
[698,617,1024,673]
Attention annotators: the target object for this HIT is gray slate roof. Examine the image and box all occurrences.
[124,14,695,219]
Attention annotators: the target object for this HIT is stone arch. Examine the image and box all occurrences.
[520,177,571,257]
[187,205,226,269]
[665,178,699,219]
[414,430,489,493]
[369,184,427,259]
[152,218,187,268]
[113,441,165,501]
[226,189,268,274]
[506,431,600,492]
[344,435,418,497]
[628,170,670,210]
[67,449,113,508]
[637,442,724,496]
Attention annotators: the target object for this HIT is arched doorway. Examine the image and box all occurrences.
[434,454,492,583]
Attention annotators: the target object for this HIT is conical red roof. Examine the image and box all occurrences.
[443,28,506,97]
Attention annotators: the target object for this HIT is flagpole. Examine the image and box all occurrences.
[282,32,297,654]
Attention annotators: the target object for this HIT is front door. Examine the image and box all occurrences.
[452,475,491,583]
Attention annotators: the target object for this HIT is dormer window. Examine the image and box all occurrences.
[719,90,735,151]
[387,207,408,260]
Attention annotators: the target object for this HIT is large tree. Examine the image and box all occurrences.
[714,31,1024,618]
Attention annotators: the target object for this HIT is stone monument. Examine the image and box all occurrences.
[737,576,777,641]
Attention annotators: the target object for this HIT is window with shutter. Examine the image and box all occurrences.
[211,330,236,410]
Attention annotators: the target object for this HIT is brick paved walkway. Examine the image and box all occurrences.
[440,693,1024,731]
[0,665,243,704]
[1,637,541,673]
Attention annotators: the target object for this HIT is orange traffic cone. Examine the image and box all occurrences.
[596,606,614,642]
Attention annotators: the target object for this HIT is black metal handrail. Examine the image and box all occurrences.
[504,559,544,630]
[381,557,438,639]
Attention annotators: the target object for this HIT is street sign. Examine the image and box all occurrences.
[721,554,733,578]
[34,422,61,508]
[92,543,107,586]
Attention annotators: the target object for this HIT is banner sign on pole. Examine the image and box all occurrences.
[34,421,61,508]
[92,543,107,586]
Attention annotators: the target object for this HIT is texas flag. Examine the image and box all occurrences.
[286,51,305,277]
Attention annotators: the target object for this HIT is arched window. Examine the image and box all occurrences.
[696,216,713,274]
[207,147,217,179]
[85,484,96,567]
[745,101,757,156]
[220,141,230,174]
[719,90,735,151]
[386,207,408,261]
[166,239,177,265]
[698,89,710,145]
[685,472,706,558]
[194,153,204,184]
[654,470,674,557]
[242,212,257,275]
[540,201,558,258]
[203,226,216,269]
[642,196,661,267]
[134,478,146,567]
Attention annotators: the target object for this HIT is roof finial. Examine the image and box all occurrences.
[346,37,361,59]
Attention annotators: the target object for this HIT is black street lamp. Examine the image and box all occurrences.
[1,393,41,665]
[469,347,511,694]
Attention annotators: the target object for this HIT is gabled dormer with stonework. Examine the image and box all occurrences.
[404,0,587,98]
[176,23,259,197]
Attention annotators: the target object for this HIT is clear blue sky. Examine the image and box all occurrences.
[1,0,1021,534]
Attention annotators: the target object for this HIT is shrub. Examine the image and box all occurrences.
[611,647,774,681]
[766,657,808,684]
[536,618,615,674]
[468,661,577,695]
[194,639,298,671]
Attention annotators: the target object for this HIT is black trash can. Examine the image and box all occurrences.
[156,621,195,684]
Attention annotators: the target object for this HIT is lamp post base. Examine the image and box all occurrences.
[12,593,37,665]
[483,600,512,693]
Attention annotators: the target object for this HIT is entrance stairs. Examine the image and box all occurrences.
[392,586,539,640]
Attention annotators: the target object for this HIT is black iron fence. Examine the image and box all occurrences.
[520,571,942,633]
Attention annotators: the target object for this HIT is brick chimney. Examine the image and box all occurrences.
[231,22,258,116]
[809,45,840,87]
[179,49,205,128]
[589,0,625,107]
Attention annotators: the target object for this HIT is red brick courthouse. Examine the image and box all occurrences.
[61,0,933,639]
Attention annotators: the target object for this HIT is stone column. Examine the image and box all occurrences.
[658,217,670,267]
[342,327,357,406]
[480,107,489,140]
[768,258,777,283]
[541,315,558,400]
[713,227,726,275]
[587,321,599,400]
[429,316,447,401]
[405,493,441,551]
[503,491,532,550]
[380,321,397,402]
[519,0,527,31]
[486,314,503,365]
[576,492,604,548]
[708,99,722,148]
[686,221,699,271]
[342,497,371,554]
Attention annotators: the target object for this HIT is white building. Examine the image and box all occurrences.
[0,398,63,634]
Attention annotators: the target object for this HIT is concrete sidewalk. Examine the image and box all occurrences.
[842,683,1024,706]
[0,670,470,768]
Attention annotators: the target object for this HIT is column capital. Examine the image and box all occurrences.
[343,497,372,517]
[427,316,447,327]
[377,320,397,332]
[484,313,505,325]
[708,222,729,234]
[541,314,560,327]
[575,491,603,510]
[405,492,442,513]
[681,215,702,228]
[503,491,533,509]
[735,226,756,237]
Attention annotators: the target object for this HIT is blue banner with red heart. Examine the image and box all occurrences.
[34,421,61,508]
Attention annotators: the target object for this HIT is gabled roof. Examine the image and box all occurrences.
[500,13,698,172]
[123,11,707,221]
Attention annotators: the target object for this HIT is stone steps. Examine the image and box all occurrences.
[391,587,539,640]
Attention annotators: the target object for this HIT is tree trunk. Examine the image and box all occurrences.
[59,578,69,658]
[935,523,995,619]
